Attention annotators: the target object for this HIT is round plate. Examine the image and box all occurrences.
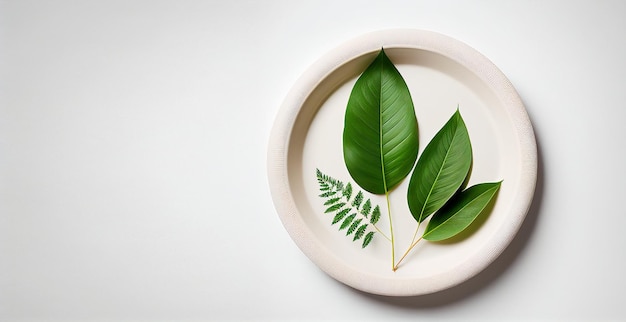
[267,29,537,296]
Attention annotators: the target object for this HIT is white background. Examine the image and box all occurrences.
[1,1,625,321]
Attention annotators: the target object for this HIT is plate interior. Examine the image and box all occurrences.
[287,48,521,279]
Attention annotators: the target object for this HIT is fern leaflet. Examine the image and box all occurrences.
[371,205,381,224]
[324,197,341,206]
[361,199,372,217]
[332,208,350,224]
[362,235,372,248]
[354,224,368,241]
[340,214,356,230]
[325,202,345,213]
[343,182,353,200]
[347,218,363,235]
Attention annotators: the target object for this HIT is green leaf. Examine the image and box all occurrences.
[343,49,419,195]
[362,231,375,248]
[318,191,336,198]
[407,110,472,222]
[423,181,501,241]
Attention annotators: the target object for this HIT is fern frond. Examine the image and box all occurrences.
[362,232,375,248]
[316,169,384,248]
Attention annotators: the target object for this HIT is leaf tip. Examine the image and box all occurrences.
[453,107,462,119]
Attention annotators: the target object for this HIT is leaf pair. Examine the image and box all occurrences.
[403,110,498,239]
[406,110,501,240]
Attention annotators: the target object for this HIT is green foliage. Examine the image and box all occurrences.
[313,49,504,270]
[423,181,502,241]
[407,110,472,223]
[343,49,419,195]
[316,169,380,248]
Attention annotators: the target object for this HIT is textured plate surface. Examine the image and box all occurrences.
[267,29,537,296]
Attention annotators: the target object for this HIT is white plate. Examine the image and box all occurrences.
[267,29,537,296]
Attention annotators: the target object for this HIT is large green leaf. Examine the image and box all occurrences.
[423,181,501,241]
[407,110,472,222]
[343,49,419,195]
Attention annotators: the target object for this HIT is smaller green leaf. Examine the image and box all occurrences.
[324,197,341,206]
[325,202,345,213]
[347,218,363,236]
[319,191,336,198]
[370,205,381,224]
[340,214,356,230]
[407,110,472,223]
[423,181,502,241]
[332,208,350,224]
[362,232,375,248]
[352,191,364,208]
[361,199,372,217]
[353,224,368,241]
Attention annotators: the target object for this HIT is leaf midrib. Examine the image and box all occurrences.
[378,58,389,194]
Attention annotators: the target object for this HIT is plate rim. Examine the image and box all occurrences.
[267,29,537,296]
